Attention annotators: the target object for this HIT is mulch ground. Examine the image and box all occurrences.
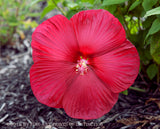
[0,33,160,129]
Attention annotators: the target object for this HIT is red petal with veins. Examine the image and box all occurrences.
[70,9,126,56]
[30,61,76,108]
[32,15,79,63]
[91,40,140,93]
[62,68,119,120]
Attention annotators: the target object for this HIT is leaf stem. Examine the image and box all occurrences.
[129,86,146,92]
[51,0,66,16]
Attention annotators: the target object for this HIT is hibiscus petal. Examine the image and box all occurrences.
[30,60,77,108]
[91,40,140,93]
[32,15,79,63]
[70,9,126,56]
[62,68,119,120]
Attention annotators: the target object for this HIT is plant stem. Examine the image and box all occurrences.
[138,17,142,31]
[129,86,146,92]
[52,0,66,16]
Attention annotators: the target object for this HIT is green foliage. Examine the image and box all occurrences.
[102,0,128,6]
[41,5,57,19]
[0,0,39,46]
[129,0,142,11]
[147,64,158,80]
[1,0,157,83]
[142,0,158,11]
[38,0,160,83]
[145,18,160,42]
[144,6,160,17]
[150,33,160,65]
[121,90,128,95]
[40,0,102,20]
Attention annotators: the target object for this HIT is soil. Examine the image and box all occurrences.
[0,10,160,129]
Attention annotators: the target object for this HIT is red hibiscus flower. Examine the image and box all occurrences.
[30,9,140,120]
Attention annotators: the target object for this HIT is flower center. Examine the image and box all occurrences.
[76,57,88,75]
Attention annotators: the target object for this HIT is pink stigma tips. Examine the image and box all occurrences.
[76,57,89,75]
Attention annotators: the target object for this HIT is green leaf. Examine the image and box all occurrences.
[150,33,160,64]
[144,6,160,17]
[138,47,152,65]
[67,2,79,9]
[40,5,56,20]
[102,0,128,6]
[129,0,142,11]
[147,64,158,80]
[105,5,117,14]
[121,90,128,95]
[80,2,93,9]
[66,10,77,19]
[142,0,158,11]
[81,0,95,4]
[142,16,155,29]
[145,18,160,42]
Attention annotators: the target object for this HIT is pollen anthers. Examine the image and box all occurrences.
[76,56,89,75]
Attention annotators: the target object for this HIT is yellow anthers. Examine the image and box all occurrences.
[76,58,88,75]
